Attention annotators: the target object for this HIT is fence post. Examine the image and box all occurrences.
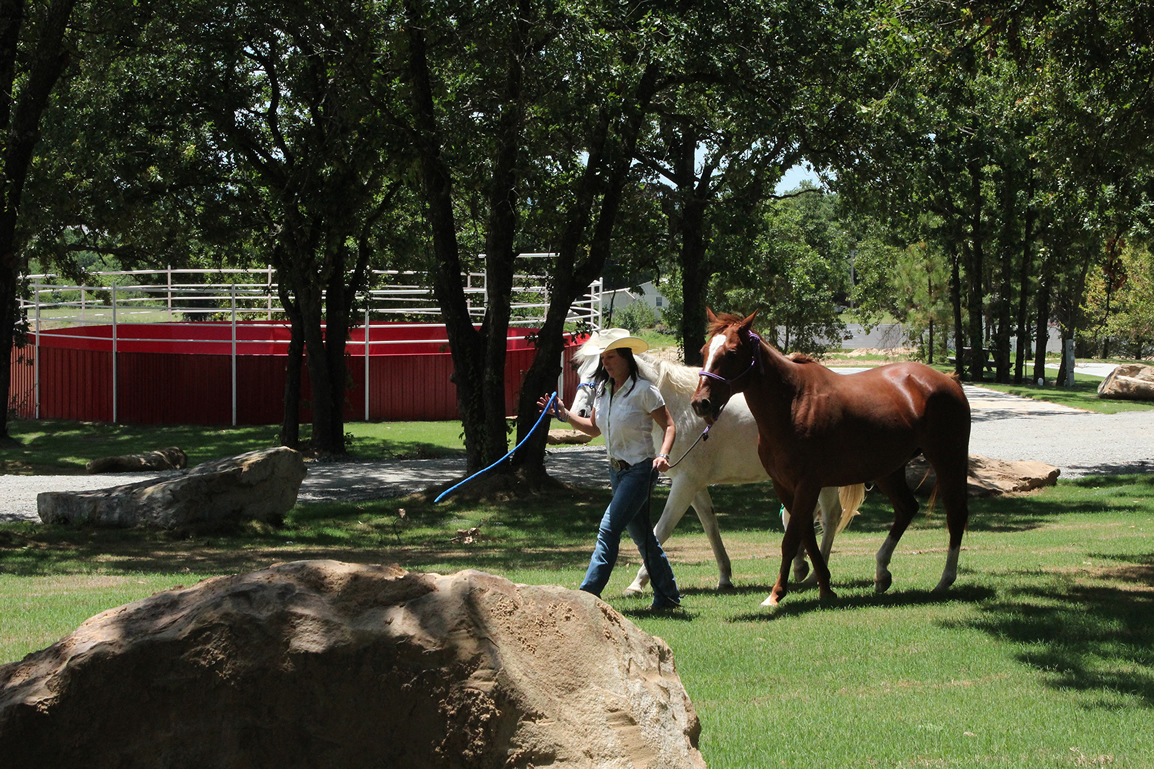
[33,280,40,419]
[231,285,238,426]
[166,264,173,321]
[267,264,273,319]
[364,304,371,421]
[1064,338,1076,388]
[112,284,118,423]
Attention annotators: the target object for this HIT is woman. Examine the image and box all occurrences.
[539,328,681,610]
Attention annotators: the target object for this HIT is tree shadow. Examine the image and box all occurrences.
[705,481,1087,537]
[944,555,1154,708]
[727,583,997,623]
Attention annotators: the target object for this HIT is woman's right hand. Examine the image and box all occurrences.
[537,395,566,422]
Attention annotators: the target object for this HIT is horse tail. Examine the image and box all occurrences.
[835,484,866,534]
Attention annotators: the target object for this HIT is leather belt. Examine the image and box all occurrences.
[610,457,653,472]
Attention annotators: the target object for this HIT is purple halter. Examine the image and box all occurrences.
[695,329,762,439]
[698,330,763,386]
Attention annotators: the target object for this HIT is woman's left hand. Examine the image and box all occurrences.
[653,455,671,473]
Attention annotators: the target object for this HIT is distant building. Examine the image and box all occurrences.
[601,281,668,315]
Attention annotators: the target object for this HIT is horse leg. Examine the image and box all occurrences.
[794,487,842,587]
[872,465,920,593]
[687,488,734,590]
[780,505,810,584]
[764,484,833,607]
[624,476,697,596]
[928,452,971,593]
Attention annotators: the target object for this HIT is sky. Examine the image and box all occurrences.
[774,163,824,195]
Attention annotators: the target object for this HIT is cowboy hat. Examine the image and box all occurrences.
[578,328,649,358]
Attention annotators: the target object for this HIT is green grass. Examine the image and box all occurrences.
[968,372,1154,414]
[0,418,478,473]
[3,473,1154,766]
[911,367,1154,415]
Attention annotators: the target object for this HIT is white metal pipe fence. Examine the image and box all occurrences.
[18,261,603,425]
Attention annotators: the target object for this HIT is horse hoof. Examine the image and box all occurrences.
[819,588,838,602]
[792,562,810,582]
[875,573,892,593]
[760,594,779,608]
[716,581,736,592]
[623,585,645,597]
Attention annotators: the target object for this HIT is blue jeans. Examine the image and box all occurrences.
[580,460,681,608]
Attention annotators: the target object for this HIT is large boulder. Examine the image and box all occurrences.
[0,562,705,769]
[907,454,1060,498]
[85,446,188,474]
[1097,364,1154,400]
[37,447,306,531]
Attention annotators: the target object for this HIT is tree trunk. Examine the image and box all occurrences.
[512,64,661,479]
[965,157,985,382]
[298,287,339,453]
[475,5,530,471]
[0,0,78,441]
[279,288,304,449]
[0,265,18,442]
[403,0,488,470]
[994,165,1016,383]
[678,195,710,367]
[948,241,965,379]
[321,248,354,454]
[1014,169,1035,384]
[1032,247,1051,385]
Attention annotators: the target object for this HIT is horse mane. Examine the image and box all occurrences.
[707,311,748,336]
[636,353,700,395]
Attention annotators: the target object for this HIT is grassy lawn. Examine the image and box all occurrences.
[2,468,1153,766]
[0,418,473,474]
[966,372,1154,415]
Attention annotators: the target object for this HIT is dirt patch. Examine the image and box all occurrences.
[406,467,575,505]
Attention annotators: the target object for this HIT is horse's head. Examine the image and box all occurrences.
[569,350,600,418]
[691,309,759,425]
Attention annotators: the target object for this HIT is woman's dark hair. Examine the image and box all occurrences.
[593,347,640,397]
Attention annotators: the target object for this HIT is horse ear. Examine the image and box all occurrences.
[740,310,758,332]
[706,307,719,324]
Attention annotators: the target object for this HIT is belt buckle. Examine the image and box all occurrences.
[610,457,628,471]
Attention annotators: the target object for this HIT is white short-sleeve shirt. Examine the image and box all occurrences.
[591,377,665,465]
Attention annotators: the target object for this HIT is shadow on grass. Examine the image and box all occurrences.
[0,486,615,578]
[703,473,1154,542]
[619,606,695,622]
[704,482,1096,538]
[946,554,1154,708]
[727,583,998,623]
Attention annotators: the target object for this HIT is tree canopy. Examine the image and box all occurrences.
[5,0,1154,452]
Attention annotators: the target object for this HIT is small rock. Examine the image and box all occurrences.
[85,447,188,474]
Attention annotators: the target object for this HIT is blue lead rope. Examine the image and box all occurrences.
[434,391,559,503]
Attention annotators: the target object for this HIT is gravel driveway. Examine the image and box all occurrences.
[3,384,1152,524]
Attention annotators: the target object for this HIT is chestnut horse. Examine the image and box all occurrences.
[691,310,972,608]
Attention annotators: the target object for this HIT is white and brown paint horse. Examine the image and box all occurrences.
[692,310,972,607]
[570,350,864,598]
